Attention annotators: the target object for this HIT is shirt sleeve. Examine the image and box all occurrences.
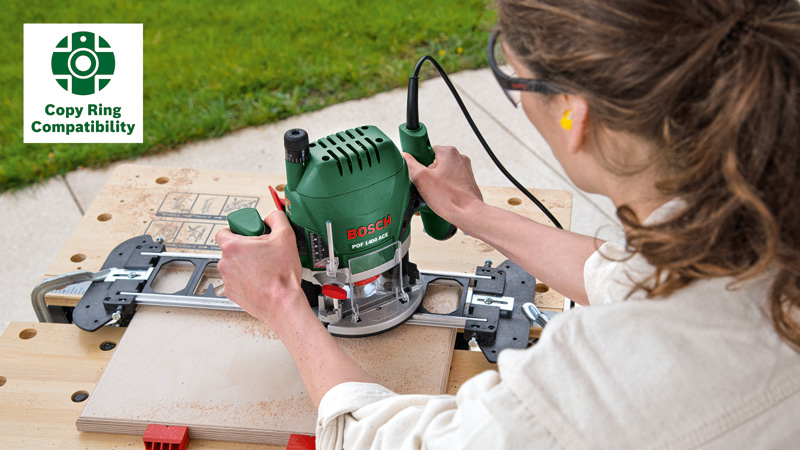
[583,241,627,306]
[315,367,561,450]
[312,241,633,449]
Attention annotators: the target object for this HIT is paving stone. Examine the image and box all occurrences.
[0,176,83,330]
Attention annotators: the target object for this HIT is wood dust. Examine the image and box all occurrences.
[256,396,316,425]
[421,284,461,314]
[190,308,280,340]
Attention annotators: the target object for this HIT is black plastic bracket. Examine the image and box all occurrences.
[419,259,539,363]
[469,260,537,362]
[72,235,223,331]
[73,236,161,331]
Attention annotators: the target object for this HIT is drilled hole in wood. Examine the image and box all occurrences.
[70,253,86,263]
[0,376,7,387]
[97,213,112,222]
[508,197,522,206]
[71,390,89,402]
[275,184,286,192]
[535,283,550,293]
[19,328,37,340]
[156,177,169,184]
[100,341,117,351]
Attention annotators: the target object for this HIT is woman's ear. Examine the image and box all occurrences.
[562,95,589,155]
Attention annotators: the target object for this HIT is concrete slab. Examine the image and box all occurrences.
[1,176,84,331]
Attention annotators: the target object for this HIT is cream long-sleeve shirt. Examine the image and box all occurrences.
[315,203,800,449]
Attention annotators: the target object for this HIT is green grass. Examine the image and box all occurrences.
[1,0,496,191]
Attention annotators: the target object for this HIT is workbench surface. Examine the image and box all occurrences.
[1,164,572,448]
[0,321,496,449]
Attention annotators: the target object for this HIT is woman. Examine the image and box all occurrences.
[215,0,800,448]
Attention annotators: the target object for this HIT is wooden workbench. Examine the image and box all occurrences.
[0,164,571,448]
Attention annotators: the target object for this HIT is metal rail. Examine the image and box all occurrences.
[121,292,485,329]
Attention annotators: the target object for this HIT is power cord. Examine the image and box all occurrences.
[406,55,564,230]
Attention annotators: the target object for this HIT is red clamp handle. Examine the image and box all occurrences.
[287,434,316,450]
[143,424,189,450]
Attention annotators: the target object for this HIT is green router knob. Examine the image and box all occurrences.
[227,208,267,236]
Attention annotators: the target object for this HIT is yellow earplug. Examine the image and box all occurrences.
[560,110,573,131]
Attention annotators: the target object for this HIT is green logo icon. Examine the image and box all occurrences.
[51,31,115,95]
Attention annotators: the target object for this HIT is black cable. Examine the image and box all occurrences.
[409,55,564,230]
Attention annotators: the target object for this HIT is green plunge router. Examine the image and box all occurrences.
[227,123,456,336]
[226,55,562,338]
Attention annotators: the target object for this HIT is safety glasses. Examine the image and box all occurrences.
[487,28,563,107]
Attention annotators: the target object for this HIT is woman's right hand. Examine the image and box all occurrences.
[215,210,305,326]
[402,145,484,227]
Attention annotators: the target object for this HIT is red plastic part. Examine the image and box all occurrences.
[287,434,316,450]
[143,424,190,450]
[269,185,286,211]
[354,274,381,287]
[322,284,348,300]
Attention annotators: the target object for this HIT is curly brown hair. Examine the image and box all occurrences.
[496,0,800,348]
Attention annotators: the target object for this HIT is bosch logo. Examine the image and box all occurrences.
[347,215,391,240]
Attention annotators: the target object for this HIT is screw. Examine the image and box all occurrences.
[156,236,164,243]
[127,272,137,278]
[468,337,478,349]
[484,260,493,267]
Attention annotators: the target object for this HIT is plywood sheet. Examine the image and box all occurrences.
[77,286,458,445]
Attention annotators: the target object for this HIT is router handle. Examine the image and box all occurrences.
[399,122,457,241]
[226,208,268,236]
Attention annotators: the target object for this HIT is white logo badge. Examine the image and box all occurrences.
[24,24,143,143]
